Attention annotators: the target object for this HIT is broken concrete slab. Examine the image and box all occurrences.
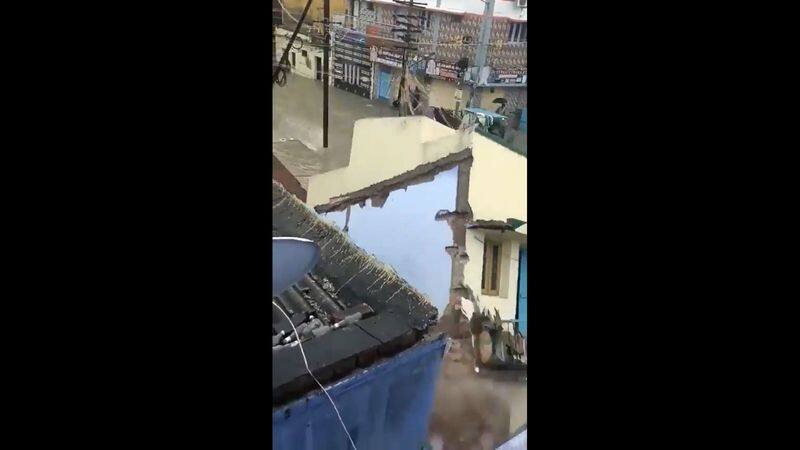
[313,148,473,214]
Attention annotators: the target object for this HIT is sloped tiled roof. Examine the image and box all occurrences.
[272,180,439,406]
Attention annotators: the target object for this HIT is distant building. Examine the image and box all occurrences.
[273,0,336,82]
[332,0,527,114]
[273,27,327,81]
[305,116,527,334]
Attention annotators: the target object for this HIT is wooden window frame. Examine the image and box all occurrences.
[481,240,501,296]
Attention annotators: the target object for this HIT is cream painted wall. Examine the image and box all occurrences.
[463,228,521,321]
[468,134,527,222]
[307,116,463,207]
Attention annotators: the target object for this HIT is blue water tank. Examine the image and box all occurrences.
[273,335,447,450]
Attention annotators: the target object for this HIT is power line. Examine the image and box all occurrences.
[273,301,357,450]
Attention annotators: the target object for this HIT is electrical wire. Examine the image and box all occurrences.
[272,301,357,450]
[275,0,301,24]
[273,0,316,84]
[276,4,529,48]
[321,17,527,48]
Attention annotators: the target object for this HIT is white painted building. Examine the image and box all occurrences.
[274,27,327,81]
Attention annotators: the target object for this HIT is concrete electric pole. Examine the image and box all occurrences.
[323,0,330,148]
[392,0,426,117]
[470,0,495,109]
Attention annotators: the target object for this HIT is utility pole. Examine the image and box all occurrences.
[392,0,426,117]
[470,0,495,109]
[323,0,330,148]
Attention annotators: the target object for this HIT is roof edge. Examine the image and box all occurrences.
[314,148,473,214]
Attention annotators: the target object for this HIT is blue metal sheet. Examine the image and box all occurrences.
[517,249,527,337]
[378,71,392,100]
[273,335,447,450]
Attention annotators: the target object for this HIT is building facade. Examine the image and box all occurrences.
[331,0,527,114]
[305,117,527,331]
[276,0,527,120]
[273,27,327,81]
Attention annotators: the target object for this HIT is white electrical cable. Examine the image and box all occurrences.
[272,301,358,450]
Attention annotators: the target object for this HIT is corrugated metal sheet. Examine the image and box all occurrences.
[273,335,447,450]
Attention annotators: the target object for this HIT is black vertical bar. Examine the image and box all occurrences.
[323,0,330,148]
[398,48,407,117]
[272,0,315,83]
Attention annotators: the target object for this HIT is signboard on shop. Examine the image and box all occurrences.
[488,68,527,85]
[425,60,462,81]
[365,26,400,49]
[370,46,404,68]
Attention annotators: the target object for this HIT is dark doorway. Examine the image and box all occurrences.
[315,56,322,80]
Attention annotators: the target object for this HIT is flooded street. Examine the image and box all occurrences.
[428,338,527,450]
[272,73,396,172]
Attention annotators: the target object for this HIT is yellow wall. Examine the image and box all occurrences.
[468,134,527,222]
[307,116,461,207]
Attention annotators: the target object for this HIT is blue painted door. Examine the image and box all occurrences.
[378,70,392,100]
[516,249,527,336]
